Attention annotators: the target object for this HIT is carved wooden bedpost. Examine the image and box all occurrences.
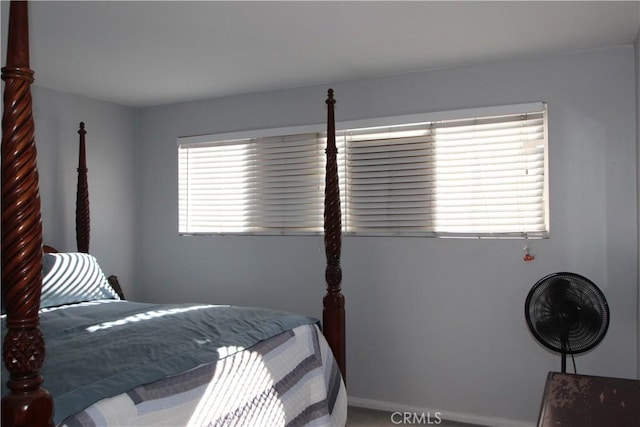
[323,89,345,380]
[1,1,54,426]
[76,122,90,253]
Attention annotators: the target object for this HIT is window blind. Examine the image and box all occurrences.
[178,102,547,237]
[179,133,326,233]
[344,108,547,237]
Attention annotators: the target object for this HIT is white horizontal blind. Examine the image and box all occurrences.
[344,106,547,236]
[344,124,436,232]
[179,132,325,234]
[433,112,546,236]
[178,103,547,237]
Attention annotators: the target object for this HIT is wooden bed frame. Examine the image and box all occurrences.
[42,122,126,301]
[1,2,345,425]
[41,122,88,253]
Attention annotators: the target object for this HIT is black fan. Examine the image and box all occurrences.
[525,272,609,373]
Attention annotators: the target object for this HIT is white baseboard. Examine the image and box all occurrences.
[347,396,536,427]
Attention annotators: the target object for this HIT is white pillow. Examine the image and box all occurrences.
[41,252,120,308]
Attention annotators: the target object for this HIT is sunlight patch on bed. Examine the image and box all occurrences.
[86,305,217,332]
[187,347,285,426]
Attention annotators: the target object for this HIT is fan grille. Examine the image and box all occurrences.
[525,272,609,354]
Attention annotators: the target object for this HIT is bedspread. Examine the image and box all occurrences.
[61,323,346,427]
[1,300,346,426]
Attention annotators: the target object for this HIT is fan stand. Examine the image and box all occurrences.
[560,339,573,374]
[558,302,577,374]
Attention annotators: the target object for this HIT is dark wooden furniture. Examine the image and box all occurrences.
[75,122,90,254]
[323,89,345,380]
[1,2,345,425]
[537,371,640,427]
[42,123,126,301]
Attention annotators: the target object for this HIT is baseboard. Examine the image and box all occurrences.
[347,396,536,427]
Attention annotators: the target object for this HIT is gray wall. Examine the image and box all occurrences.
[137,46,638,425]
[31,86,139,299]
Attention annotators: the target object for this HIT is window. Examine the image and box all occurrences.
[178,102,548,238]
[178,131,326,234]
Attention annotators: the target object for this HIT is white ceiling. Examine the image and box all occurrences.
[2,1,639,107]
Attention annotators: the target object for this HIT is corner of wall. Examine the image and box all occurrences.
[635,23,640,379]
[131,106,142,302]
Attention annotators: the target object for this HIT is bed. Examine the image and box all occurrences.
[1,2,346,426]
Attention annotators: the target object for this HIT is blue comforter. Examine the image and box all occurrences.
[1,300,317,424]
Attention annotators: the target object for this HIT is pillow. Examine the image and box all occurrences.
[40,252,121,308]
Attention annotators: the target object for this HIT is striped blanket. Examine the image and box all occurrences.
[61,323,346,427]
[2,301,347,426]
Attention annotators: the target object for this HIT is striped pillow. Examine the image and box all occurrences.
[41,252,121,308]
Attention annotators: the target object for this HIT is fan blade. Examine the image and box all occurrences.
[546,278,572,299]
[536,318,570,340]
[563,285,593,306]
[576,305,603,334]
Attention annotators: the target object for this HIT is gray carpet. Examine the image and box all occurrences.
[347,406,485,427]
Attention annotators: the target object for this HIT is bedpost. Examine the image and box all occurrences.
[76,122,90,253]
[1,1,54,426]
[323,89,346,380]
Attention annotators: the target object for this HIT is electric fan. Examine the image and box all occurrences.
[524,272,609,373]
